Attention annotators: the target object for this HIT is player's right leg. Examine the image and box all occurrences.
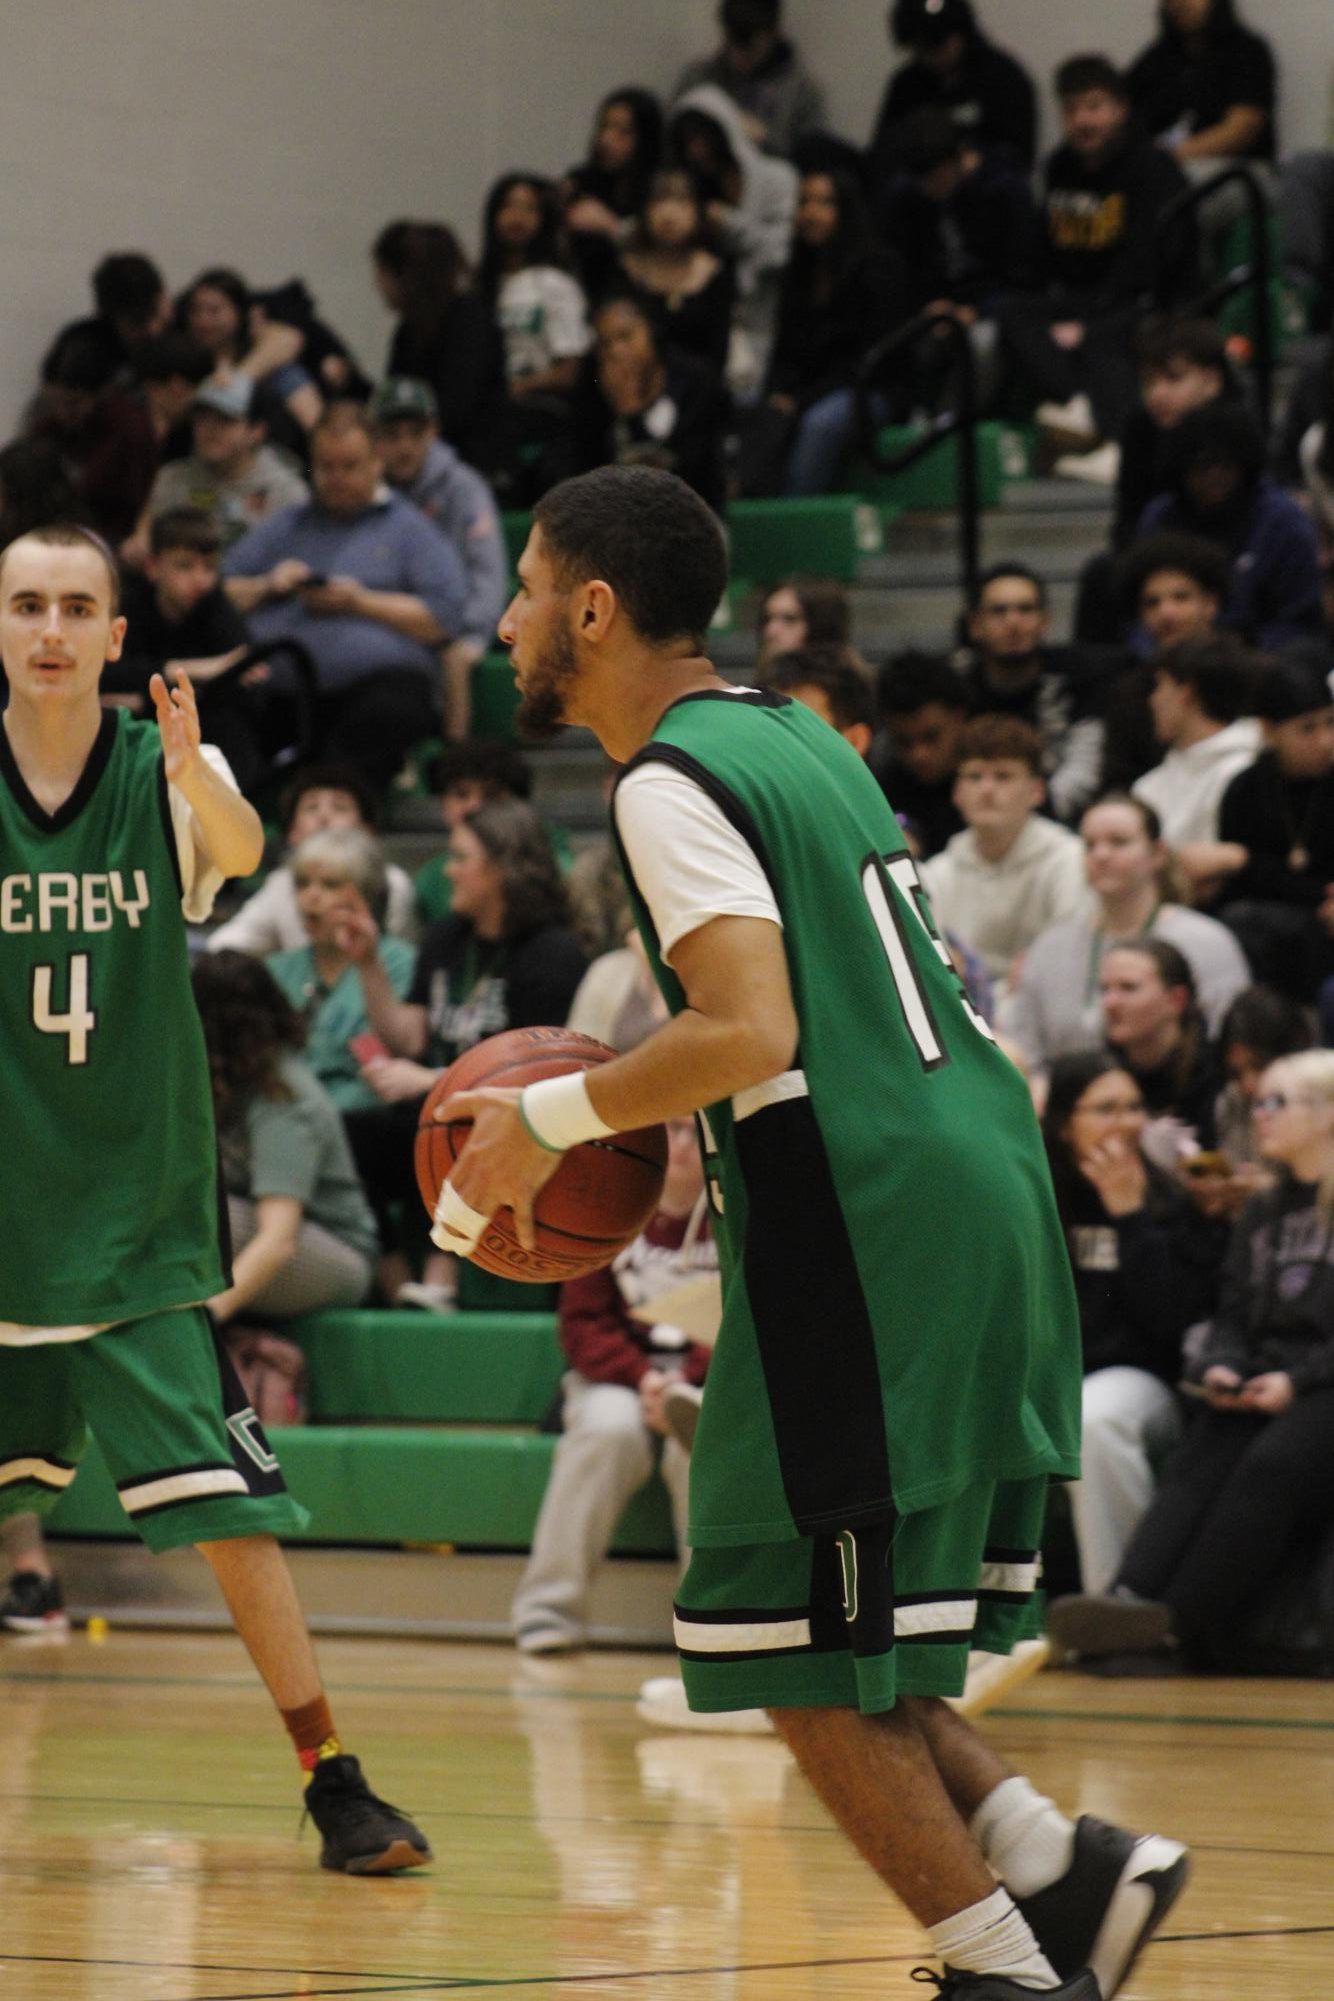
[66,1308,431,1874]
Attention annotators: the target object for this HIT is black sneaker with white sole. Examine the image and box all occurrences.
[303,1753,432,1874]
[0,1570,70,1635]
[908,1967,1100,1998]
[1016,1814,1190,1999]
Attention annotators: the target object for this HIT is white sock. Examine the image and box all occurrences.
[928,1886,1059,1989]
[971,1776,1077,1899]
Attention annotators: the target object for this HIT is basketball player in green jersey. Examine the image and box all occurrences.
[435,469,1188,1998]
[0,524,429,1875]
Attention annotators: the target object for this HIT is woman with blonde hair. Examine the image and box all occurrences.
[1051,1049,1334,1670]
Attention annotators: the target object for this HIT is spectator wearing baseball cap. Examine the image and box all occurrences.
[868,0,1037,210]
[369,377,507,741]
[129,370,308,565]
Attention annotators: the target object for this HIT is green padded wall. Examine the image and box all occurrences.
[288,1311,564,1424]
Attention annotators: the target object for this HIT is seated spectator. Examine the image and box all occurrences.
[574,296,729,511]
[669,85,798,394]
[1000,792,1251,1070]
[959,562,1106,823]
[755,573,850,666]
[1204,985,1315,1219]
[872,650,969,857]
[615,170,736,371]
[878,106,1040,406]
[675,0,823,159]
[920,714,1089,997]
[1208,649,1334,999]
[0,437,83,553]
[1042,1051,1226,1593]
[1132,633,1262,889]
[479,173,592,504]
[209,764,416,955]
[1099,938,1221,1146]
[762,642,874,755]
[996,56,1192,457]
[369,376,506,741]
[332,799,586,1308]
[1098,534,1229,793]
[192,952,377,1326]
[265,827,416,1114]
[133,330,213,464]
[1128,0,1276,168]
[178,265,320,442]
[1138,403,1324,649]
[868,0,1037,190]
[757,167,905,496]
[222,403,466,789]
[412,739,539,928]
[47,251,172,390]
[371,220,506,472]
[511,1118,716,1653]
[1112,319,1233,546]
[561,88,663,296]
[1049,1051,1334,1674]
[1294,344,1334,627]
[131,374,309,561]
[112,509,268,785]
[30,327,158,541]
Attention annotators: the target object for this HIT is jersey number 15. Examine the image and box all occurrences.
[862,853,993,1071]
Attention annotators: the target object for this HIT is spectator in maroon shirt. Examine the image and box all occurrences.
[31,326,159,542]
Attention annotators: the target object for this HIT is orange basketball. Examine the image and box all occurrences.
[415,1027,668,1283]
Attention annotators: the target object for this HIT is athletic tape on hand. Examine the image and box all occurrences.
[431,1179,489,1254]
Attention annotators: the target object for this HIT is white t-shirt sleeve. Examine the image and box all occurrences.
[540,268,592,359]
[613,762,781,963]
[168,744,241,923]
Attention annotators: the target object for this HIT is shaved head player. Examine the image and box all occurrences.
[0,524,429,1875]
[434,467,1188,1998]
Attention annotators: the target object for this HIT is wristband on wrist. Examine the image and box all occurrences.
[520,1070,617,1153]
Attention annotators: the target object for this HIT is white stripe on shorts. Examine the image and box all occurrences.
[979,1559,1041,1595]
[0,1456,77,1490]
[120,1468,248,1514]
[674,1613,812,1654]
[894,1598,978,1638]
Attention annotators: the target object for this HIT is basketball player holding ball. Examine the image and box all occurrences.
[0,526,429,1876]
[436,467,1188,1999]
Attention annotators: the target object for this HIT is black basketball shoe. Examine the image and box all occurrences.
[0,1570,69,1635]
[908,1968,1100,1998]
[304,1753,432,1874]
[1016,1814,1190,1998]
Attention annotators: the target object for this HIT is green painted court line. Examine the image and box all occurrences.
[992,1703,1334,1731]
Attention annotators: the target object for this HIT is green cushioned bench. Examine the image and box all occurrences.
[287,1309,564,1424]
[726,495,895,582]
[863,421,1032,511]
[46,1428,676,1554]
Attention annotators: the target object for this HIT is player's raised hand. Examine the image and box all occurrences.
[149,666,203,783]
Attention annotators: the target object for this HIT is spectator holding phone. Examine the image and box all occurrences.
[1050,1051,1334,1672]
[1042,1053,1225,1594]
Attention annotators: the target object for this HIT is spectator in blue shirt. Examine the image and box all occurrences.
[223,403,466,788]
[368,376,507,743]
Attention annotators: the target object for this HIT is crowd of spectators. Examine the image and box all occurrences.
[6,0,1334,1678]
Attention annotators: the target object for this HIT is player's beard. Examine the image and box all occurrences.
[517,616,580,742]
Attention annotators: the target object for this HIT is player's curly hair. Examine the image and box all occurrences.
[191,950,306,1128]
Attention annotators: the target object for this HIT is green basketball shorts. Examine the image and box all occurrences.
[0,1308,309,1552]
[675,1475,1048,1715]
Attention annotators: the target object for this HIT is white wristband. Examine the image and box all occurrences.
[430,1179,489,1254]
[520,1071,617,1153]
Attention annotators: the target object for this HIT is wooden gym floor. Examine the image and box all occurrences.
[2,1630,1331,1999]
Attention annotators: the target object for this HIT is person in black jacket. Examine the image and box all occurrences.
[371,221,506,474]
[1042,1052,1226,1593]
[880,106,1041,323]
[1050,1049,1334,1672]
[561,88,664,299]
[996,56,1194,452]
[764,167,904,494]
[1128,0,1277,167]
[1210,648,1334,998]
[868,0,1037,194]
[1099,938,1221,1147]
[573,295,729,511]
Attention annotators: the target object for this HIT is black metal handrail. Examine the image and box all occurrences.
[855,307,980,605]
[209,636,320,777]
[1153,163,1274,436]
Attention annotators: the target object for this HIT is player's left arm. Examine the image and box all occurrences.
[150,667,264,880]
[441,915,796,1250]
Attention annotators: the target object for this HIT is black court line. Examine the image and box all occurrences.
[1159,1923,1334,1945]
[991,1702,1334,1731]
[0,1954,452,1984]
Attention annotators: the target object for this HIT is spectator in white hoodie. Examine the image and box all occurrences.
[921,713,1089,998]
[1131,631,1261,900]
[669,82,798,393]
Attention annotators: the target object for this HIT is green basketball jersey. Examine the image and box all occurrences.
[0,710,226,1327]
[613,690,1082,1547]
